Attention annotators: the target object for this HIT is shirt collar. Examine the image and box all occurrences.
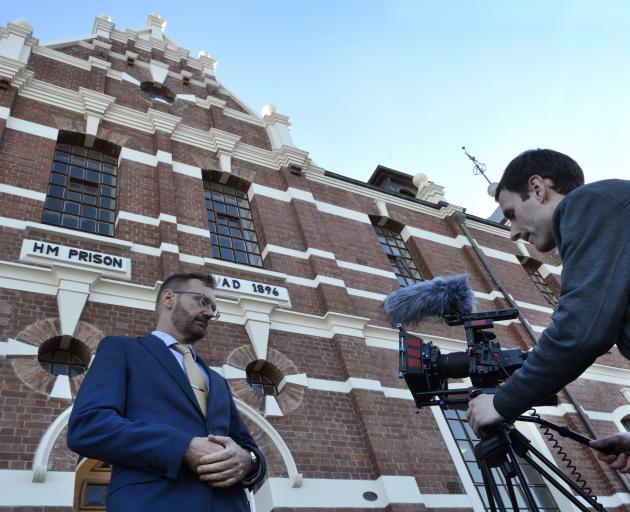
[152,330,199,360]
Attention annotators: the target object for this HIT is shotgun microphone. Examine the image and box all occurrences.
[383,273,474,326]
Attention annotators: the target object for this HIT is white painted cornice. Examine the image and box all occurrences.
[209,128,240,153]
[92,15,114,39]
[0,56,33,92]
[465,218,510,238]
[147,108,181,134]
[79,87,115,115]
[198,51,218,77]
[224,107,266,127]
[79,87,116,137]
[0,20,38,63]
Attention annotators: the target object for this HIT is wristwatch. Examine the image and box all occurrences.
[249,450,258,469]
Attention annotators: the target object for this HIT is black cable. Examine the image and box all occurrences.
[528,408,602,508]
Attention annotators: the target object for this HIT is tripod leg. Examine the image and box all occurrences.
[503,474,520,512]
[478,459,507,512]
[521,451,605,512]
[505,443,540,512]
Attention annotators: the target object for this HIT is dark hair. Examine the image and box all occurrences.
[495,149,584,201]
[156,271,216,310]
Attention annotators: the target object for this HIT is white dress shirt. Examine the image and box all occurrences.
[152,330,210,388]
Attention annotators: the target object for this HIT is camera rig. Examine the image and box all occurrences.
[398,308,528,409]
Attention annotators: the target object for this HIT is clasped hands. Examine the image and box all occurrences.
[184,435,252,487]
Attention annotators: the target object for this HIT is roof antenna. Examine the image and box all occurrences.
[461,146,491,185]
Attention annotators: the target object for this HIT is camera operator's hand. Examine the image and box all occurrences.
[466,394,505,438]
[590,433,630,472]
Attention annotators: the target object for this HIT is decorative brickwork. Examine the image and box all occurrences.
[0,12,628,512]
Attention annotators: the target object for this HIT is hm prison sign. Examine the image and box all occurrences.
[20,240,131,278]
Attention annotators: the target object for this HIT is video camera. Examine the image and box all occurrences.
[398,308,527,408]
[384,274,531,409]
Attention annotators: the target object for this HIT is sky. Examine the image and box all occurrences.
[3,1,630,218]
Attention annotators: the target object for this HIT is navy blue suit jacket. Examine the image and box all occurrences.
[67,335,266,512]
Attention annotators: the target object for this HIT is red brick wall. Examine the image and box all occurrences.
[0,26,627,512]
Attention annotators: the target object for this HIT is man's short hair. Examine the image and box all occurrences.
[495,149,585,201]
[156,271,216,311]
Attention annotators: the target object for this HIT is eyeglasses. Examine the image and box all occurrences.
[171,291,221,320]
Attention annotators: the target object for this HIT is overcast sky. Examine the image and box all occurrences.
[4,1,629,218]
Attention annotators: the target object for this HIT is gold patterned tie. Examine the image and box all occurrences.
[172,344,208,417]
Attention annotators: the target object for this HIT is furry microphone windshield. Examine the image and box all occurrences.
[383,273,474,326]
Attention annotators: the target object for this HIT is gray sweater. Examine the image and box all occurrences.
[493,179,630,420]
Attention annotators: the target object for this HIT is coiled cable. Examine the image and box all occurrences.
[529,408,602,509]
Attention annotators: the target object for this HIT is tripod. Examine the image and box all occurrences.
[474,421,605,512]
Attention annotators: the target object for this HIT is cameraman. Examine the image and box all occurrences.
[465,149,630,472]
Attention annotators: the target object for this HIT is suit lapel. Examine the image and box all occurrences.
[138,335,206,420]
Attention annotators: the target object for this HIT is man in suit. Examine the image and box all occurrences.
[68,271,266,511]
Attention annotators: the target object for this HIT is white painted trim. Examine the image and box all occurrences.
[172,160,202,178]
[234,398,302,487]
[0,106,10,119]
[49,375,72,400]
[31,405,73,483]
[514,299,554,314]
[582,364,630,386]
[346,288,388,301]
[5,116,58,140]
[0,338,39,356]
[116,211,176,227]
[480,245,520,264]
[41,35,95,48]
[119,147,158,167]
[156,149,173,164]
[177,224,211,238]
[255,476,428,510]
[0,260,628,394]
[401,225,467,248]
[429,408,485,512]
[0,471,73,506]
[261,244,335,261]
[315,200,371,224]
[337,259,396,278]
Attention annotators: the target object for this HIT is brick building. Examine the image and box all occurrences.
[1,13,629,512]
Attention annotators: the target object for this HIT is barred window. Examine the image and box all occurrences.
[43,137,118,237]
[444,409,558,511]
[623,419,630,432]
[246,360,285,397]
[523,262,558,309]
[204,179,262,267]
[38,336,89,377]
[374,224,423,286]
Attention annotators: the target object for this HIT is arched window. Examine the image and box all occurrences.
[43,133,119,237]
[73,458,111,511]
[38,336,90,377]
[203,172,262,267]
[246,360,285,396]
[373,222,423,286]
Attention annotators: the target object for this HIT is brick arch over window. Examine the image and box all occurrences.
[9,319,104,398]
[43,131,120,237]
[227,344,304,417]
[370,216,423,287]
[203,171,262,267]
